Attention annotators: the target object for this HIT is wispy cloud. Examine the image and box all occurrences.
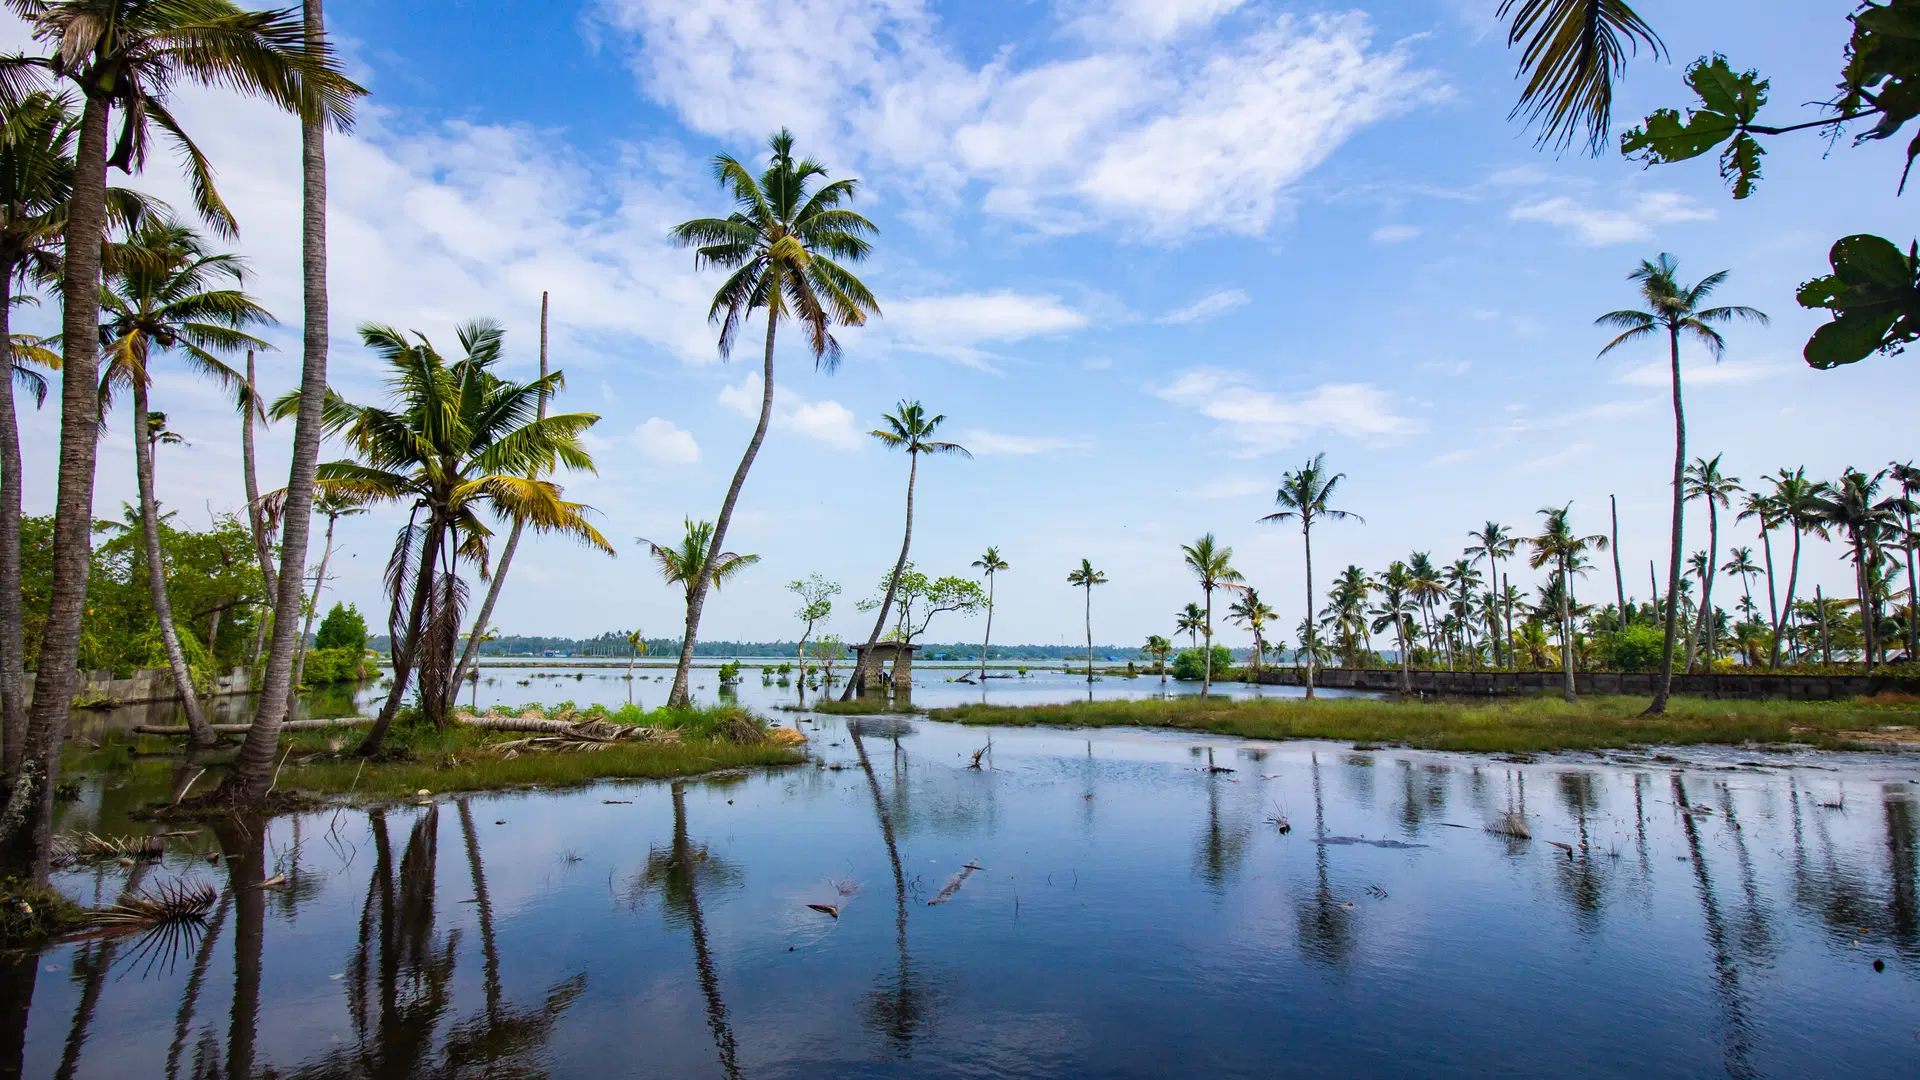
[1154,367,1419,456]
[718,375,862,448]
[882,290,1088,370]
[1158,288,1249,324]
[1613,358,1786,387]
[1509,191,1715,246]
[633,417,701,464]
[957,429,1093,456]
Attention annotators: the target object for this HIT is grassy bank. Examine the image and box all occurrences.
[68,703,807,803]
[925,694,1920,754]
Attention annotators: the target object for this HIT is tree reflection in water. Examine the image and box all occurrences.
[1552,772,1606,932]
[1296,752,1354,967]
[1789,778,1920,963]
[1673,774,1757,1080]
[850,721,934,1055]
[1193,767,1249,894]
[630,783,741,1080]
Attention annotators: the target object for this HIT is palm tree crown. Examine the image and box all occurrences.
[871,400,969,459]
[98,217,271,409]
[1597,255,1769,359]
[642,519,759,604]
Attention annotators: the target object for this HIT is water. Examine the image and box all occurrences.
[15,715,1919,1077]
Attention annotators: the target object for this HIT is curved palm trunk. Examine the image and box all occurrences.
[218,0,334,801]
[0,94,111,877]
[978,574,993,684]
[1648,325,1686,716]
[1772,525,1803,669]
[1302,523,1316,699]
[454,292,548,692]
[360,513,443,757]
[1083,585,1093,682]
[289,507,340,697]
[1758,523,1778,648]
[671,313,778,708]
[1610,495,1628,626]
[0,269,26,781]
[848,450,918,699]
[241,350,278,668]
[132,383,216,747]
[1397,614,1412,693]
[1691,501,1721,671]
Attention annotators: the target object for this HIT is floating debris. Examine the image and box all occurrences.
[1486,813,1531,839]
[806,903,840,918]
[927,862,983,905]
[1315,837,1426,850]
[1364,884,1389,899]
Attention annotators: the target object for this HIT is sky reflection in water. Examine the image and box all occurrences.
[11,714,1920,1078]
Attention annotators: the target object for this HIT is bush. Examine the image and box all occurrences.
[716,661,742,685]
[300,646,367,686]
[314,603,368,653]
[1172,645,1235,681]
[1601,623,1665,672]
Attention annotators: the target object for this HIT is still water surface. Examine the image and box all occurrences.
[15,711,1920,1077]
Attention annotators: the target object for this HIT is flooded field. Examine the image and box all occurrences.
[15,712,1919,1077]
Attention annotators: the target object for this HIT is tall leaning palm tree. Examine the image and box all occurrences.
[1597,254,1766,715]
[668,129,879,708]
[848,401,968,695]
[971,546,1008,683]
[1180,534,1241,697]
[1,1,361,840]
[1466,521,1519,667]
[99,217,273,748]
[1260,453,1361,700]
[1528,504,1609,703]
[1066,559,1108,682]
[1681,454,1741,672]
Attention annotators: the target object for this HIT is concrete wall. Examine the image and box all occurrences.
[22,666,252,707]
[1249,667,1920,700]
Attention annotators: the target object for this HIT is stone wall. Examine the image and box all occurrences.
[21,666,252,707]
[1248,667,1920,701]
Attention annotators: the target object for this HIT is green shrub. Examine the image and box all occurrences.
[1172,645,1235,681]
[716,661,742,685]
[300,646,367,686]
[1602,624,1665,672]
[314,602,368,653]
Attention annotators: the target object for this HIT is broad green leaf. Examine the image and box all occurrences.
[1796,273,1842,310]
[1688,56,1767,122]
[1830,233,1913,287]
[1720,133,1765,199]
[1855,3,1920,42]
[1804,310,1899,369]
[1623,58,1768,196]
[1622,107,1736,164]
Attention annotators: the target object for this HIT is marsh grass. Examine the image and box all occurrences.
[925,695,1920,753]
[802,699,922,716]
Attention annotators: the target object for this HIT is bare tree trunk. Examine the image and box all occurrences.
[1302,523,1316,699]
[978,573,993,684]
[671,312,777,708]
[1816,585,1831,664]
[1201,586,1214,697]
[1691,501,1721,671]
[1854,536,1876,674]
[1083,585,1093,682]
[1647,326,1686,716]
[0,269,26,782]
[1610,495,1628,625]
[217,1,332,801]
[241,350,278,668]
[131,381,216,747]
[454,291,547,691]
[289,507,338,695]
[1759,521,1778,645]
[1503,572,1515,672]
[848,450,918,699]
[1772,524,1803,669]
[0,94,111,879]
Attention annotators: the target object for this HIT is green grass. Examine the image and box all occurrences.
[0,877,89,946]
[924,694,1920,754]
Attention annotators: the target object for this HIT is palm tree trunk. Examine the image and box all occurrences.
[289,509,339,697]
[1201,586,1214,697]
[1083,585,1093,682]
[1560,556,1577,702]
[1759,522,1778,643]
[360,511,443,754]
[240,350,278,668]
[1503,573,1515,672]
[0,266,26,783]
[1648,325,1687,716]
[1816,585,1831,663]
[219,17,332,797]
[671,311,778,708]
[454,292,547,692]
[1903,505,1917,659]
[850,450,918,698]
[1610,495,1628,625]
[1302,523,1316,699]
[0,93,111,878]
[131,382,217,747]
[979,575,993,684]
[1692,502,1720,671]
[1854,535,1876,674]
[1773,525,1803,669]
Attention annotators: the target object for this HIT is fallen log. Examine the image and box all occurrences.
[134,717,373,736]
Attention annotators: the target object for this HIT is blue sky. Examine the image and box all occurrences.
[8,1,1912,650]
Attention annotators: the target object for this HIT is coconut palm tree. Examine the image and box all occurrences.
[1444,559,1484,667]
[1407,552,1443,664]
[4,0,362,842]
[1180,534,1242,696]
[1466,521,1519,666]
[290,488,365,694]
[1736,488,1782,641]
[304,321,610,754]
[1260,453,1361,699]
[1765,468,1827,668]
[1891,461,1920,659]
[1497,0,1664,154]
[1682,454,1742,671]
[1142,634,1173,683]
[667,129,879,708]
[1528,504,1609,702]
[1597,254,1766,715]
[1066,559,1108,682]
[1176,602,1206,651]
[97,217,273,748]
[971,546,1008,683]
[850,402,968,694]
[1811,468,1902,671]
[1228,587,1277,675]
[643,520,759,664]
[1371,562,1418,693]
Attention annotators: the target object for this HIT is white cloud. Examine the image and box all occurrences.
[1509,191,1716,246]
[598,2,1435,238]
[1158,288,1249,324]
[1067,0,1249,42]
[1614,358,1784,387]
[1154,367,1419,456]
[718,375,862,448]
[634,417,702,464]
[956,429,1093,456]
[881,290,1088,369]
[1181,476,1269,500]
[1371,224,1420,244]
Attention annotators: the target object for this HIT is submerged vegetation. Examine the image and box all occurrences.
[927,694,1920,754]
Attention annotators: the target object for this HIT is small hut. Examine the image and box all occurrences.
[850,642,920,691]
